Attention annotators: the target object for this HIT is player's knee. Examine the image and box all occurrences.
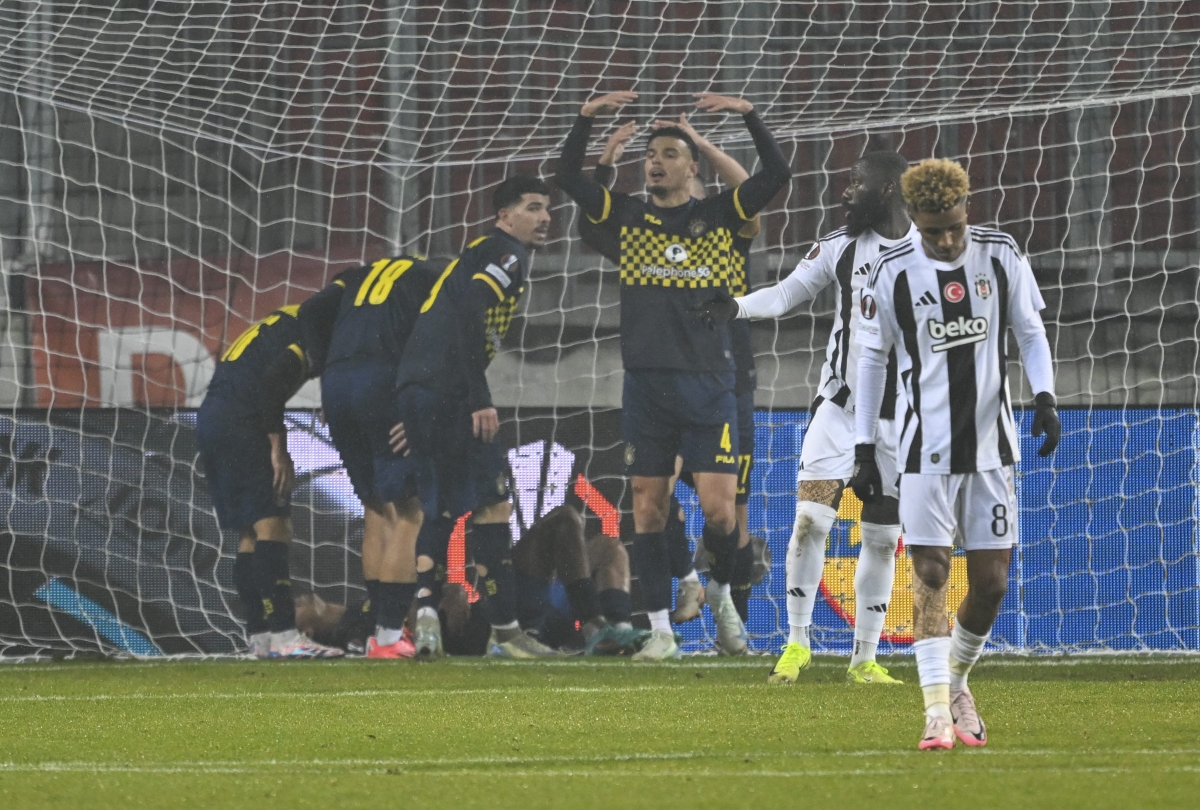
[911,548,950,590]
[588,534,626,571]
[416,555,434,573]
[972,572,1009,608]
[797,479,842,508]
[861,496,899,526]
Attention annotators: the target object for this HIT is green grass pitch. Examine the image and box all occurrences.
[1,656,1197,809]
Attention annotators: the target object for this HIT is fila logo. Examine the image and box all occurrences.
[928,316,989,351]
[916,291,938,307]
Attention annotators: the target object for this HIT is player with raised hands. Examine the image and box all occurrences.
[698,150,914,684]
[851,158,1059,750]
[556,89,790,659]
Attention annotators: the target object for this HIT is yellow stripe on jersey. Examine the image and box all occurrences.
[420,259,458,313]
[587,187,612,224]
[287,343,305,362]
[732,186,751,221]
[738,216,761,239]
[467,235,489,248]
[472,272,505,301]
[333,278,346,288]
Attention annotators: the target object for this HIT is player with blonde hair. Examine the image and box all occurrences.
[852,157,1059,748]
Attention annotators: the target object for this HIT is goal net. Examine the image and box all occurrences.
[0,1,1197,657]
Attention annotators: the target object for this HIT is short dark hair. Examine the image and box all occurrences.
[646,126,699,162]
[494,174,551,214]
[858,150,909,185]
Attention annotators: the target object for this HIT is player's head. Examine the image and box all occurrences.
[843,150,909,236]
[901,158,971,262]
[644,126,699,199]
[494,174,552,248]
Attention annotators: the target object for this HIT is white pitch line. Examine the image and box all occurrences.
[3,747,1198,776]
[0,682,770,704]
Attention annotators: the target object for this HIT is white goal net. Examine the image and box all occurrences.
[0,1,1197,656]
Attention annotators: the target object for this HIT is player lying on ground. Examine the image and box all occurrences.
[318,251,441,658]
[701,150,914,684]
[197,291,345,659]
[389,175,556,659]
[294,505,645,656]
[510,505,648,656]
[850,158,1060,749]
[556,89,790,659]
[582,118,762,642]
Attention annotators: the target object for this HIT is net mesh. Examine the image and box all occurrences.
[0,1,1197,656]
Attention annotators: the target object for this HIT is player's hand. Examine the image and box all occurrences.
[388,421,409,456]
[269,442,295,503]
[652,113,712,150]
[849,444,884,504]
[600,121,638,165]
[582,91,638,118]
[472,407,500,442]
[1032,392,1060,457]
[692,291,740,329]
[693,93,753,115]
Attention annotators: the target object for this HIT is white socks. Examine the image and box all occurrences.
[648,609,672,634]
[375,627,403,646]
[788,623,810,647]
[949,622,989,691]
[850,522,900,667]
[914,636,952,721]
[785,501,837,647]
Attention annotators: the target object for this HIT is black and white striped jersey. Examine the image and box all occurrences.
[737,224,915,413]
[857,226,1049,474]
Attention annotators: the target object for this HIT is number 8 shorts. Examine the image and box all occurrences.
[898,467,1017,551]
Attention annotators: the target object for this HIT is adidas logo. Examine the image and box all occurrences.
[916,291,938,307]
[866,603,888,613]
[787,587,806,598]
[853,262,870,276]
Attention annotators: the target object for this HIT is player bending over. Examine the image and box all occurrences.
[319,252,442,658]
[197,292,345,659]
[389,175,556,659]
[582,116,762,642]
[701,150,914,683]
[556,90,790,659]
[850,158,1059,749]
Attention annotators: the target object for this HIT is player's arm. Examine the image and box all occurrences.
[1009,255,1060,456]
[594,120,638,187]
[692,93,791,221]
[695,241,830,326]
[554,91,639,223]
[297,275,348,378]
[849,273,896,503]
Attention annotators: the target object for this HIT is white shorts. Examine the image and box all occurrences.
[798,402,898,499]
[898,467,1017,551]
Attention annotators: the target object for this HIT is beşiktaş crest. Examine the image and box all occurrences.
[975,274,993,299]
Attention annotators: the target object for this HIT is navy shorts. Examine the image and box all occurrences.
[322,362,406,509]
[735,389,756,506]
[622,370,739,478]
[381,384,510,519]
[196,395,288,532]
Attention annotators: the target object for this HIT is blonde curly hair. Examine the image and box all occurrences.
[901,158,970,213]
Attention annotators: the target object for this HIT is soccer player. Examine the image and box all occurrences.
[513,505,647,655]
[584,115,763,641]
[700,150,914,683]
[319,253,442,658]
[389,175,556,659]
[850,158,1060,749]
[556,91,789,659]
[197,295,346,659]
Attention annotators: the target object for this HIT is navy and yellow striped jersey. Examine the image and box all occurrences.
[557,112,790,373]
[324,254,441,370]
[395,228,529,411]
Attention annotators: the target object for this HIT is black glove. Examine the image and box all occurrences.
[693,291,739,330]
[849,443,884,504]
[1031,391,1060,457]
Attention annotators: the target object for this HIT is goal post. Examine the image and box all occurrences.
[0,1,1197,656]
